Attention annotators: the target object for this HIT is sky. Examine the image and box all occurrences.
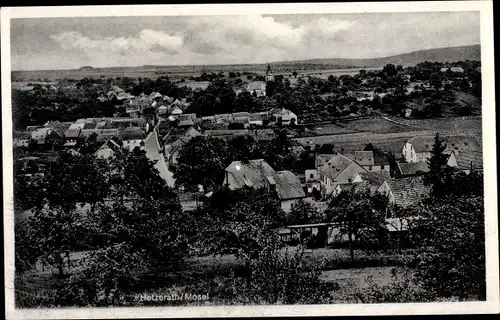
[10,11,480,71]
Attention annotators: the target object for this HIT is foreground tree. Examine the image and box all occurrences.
[414,196,485,300]
[326,188,386,261]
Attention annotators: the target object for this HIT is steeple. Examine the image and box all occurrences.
[265,64,274,82]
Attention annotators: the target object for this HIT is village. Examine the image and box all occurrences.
[13,62,483,247]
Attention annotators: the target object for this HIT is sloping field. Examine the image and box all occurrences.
[293,130,480,155]
[336,117,417,134]
[393,116,482,134]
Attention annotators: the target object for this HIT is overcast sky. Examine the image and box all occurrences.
[11,12,480,70]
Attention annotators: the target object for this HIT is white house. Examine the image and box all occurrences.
[270,108,298,126]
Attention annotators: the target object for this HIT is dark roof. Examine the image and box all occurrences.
[83,122,97,129]
[354,151,374,166]
[409,135,481,153]
[397,162,430,176]
[44,121,68,130]
[384,177,430,207]
[64,128,81,139]
[119,127,144,140]
[274,171,306,200]
[13,131,31,139]
[358,171,390,187]
[454,150,483,170]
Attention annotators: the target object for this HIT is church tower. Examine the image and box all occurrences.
[265,64,274,82]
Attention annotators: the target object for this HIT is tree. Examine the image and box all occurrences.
[415,196,485,300]
[423,133,453,198]
[326,188,386,261]
[174,136,233,192]
[287,199,323,226]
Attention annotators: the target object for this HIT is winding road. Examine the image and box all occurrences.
[144,124,175,187]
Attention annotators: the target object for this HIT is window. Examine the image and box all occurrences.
[381,165,385,170]
[369,166,372,171]
[310,173,314,179]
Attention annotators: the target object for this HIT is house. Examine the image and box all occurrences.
[250,113,264,126]
[204,129,249,140]
[247,81,267,97]
[119,127,144,152]
[31,127,52,145]
[377,176,430,207]
[317,153,368,196]
[158,105,168,115]
[176,113,197,127]
[349,150,390,173]
[447,150,483,174]
[305,169,321,194]
[331,181,371,197]
[233,116,250,129]
[13,131,31,148]
[149,91,163,100]
[163,126,202,165]
[63,128,82,148]
[46,128,66,148]
[94,139,124,159]
[352,171,391,194]
[395,162,430,178]
[401,135,481,163]
[223,159,306,212]
[270,108,298,126]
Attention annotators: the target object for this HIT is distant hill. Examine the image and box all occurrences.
[12,45,480,81]
[272,45,481,69]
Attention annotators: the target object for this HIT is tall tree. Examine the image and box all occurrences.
[424,133,453,198]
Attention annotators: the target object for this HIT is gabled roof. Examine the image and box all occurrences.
[452,150,483,170]
[44,121,68,130]
[247,81,266,91]
[232,112,251,118]
[250,113,263,121]
[274,171,306,200]
[225,159,276,189]
[384,177,430,207]
[354,151,374,166]
[171,106,183,115]
[397,162,430,176]
[64,128,82,139]
[409,135,481,153]
[358,171,390,187]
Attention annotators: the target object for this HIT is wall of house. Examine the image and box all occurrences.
[447,153,458,168]
[377,182,395,203]
[305,169,319,182]
[402,142,417,163]
[281,199,300,213]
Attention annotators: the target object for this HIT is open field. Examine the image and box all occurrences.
[335,117,418,134]
[388,116,482,135]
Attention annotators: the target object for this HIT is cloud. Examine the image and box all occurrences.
[12,12,480,70]
[50,29,184,55]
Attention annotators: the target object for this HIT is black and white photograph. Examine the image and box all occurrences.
[2,2,498,318]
